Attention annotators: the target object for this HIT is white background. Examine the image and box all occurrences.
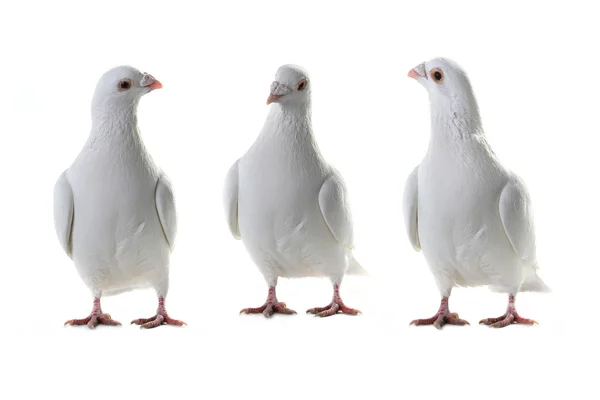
[0,0,596,398]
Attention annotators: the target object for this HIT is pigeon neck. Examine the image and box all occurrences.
[266,102,314,140]
[426,96,493,161]
[429,93,484,140]
[90,103,140,137]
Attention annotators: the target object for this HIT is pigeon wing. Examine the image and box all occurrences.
[402,165,420,251]
[53,170,74,258]
[499,177,536,263]
[155,174,178,251]
[223,159,241,240]
[318,170,354,248]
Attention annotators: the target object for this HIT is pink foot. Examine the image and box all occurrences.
[64,298,121,329]
[480,295,538,328]
[306,284,361,317]
[131,297,186,329]
[410,297,470,329]
[240,286,297,318]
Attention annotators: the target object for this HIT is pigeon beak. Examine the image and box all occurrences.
[408,63,427,79]
[141,73,163,90]
[266,81,291,105]
[145,80,163,90]
[266,93,283,105]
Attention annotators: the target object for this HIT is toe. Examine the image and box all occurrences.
[339,305,361,315]
[240,305,267,314]
[306,305,332,314]
[262,304,274,318]
[489,314,515,328]
[479,315,507,325]
[514,315,538,325]
[131,317,156,325]
[433,315,446,329]
[64,316,91,326]
[410,316,438,326]
[164,316,186,326]
[98,315,121,326]
[87,316,99,329]
[316,303,340,317]
[273,304,296,315]
[447,316,470,326]
[140,315,165,329]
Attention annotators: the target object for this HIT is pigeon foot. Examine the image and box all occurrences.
[409,297,470,329]
[131,297,186,329]
[64,298,121,329]
[240,287,296,318]
[479,295,538,328]
[306,284,361,317]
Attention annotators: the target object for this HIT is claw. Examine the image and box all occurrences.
[410,297,469,329]
[131,297,186,329]
[306,284,361,318]
[480,295,538,328]
[240,286,296,318]
[64,298,121,329]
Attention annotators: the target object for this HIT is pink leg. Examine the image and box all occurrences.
[240,286,297,318]
[306,284,361,317]
[64,298,121,329]
[479,295,538,328]
[410,297,470,329]
[131,297,186,329]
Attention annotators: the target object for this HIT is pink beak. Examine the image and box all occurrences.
[144,80,163,90]
[141,72,163,90]
[266,93,282,105]
[408,69,421,79]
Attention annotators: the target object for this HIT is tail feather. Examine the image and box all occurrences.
[520,272,551,293]
[347,257,369,276]
[489,263,550,293]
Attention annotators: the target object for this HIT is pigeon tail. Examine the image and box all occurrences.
[347,257,369,276]
[519,269,551,293]
[489,265,550,293]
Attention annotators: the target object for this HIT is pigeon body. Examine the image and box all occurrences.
[224,64,364,317]
[403,58,548,328]
[54,66,184,328]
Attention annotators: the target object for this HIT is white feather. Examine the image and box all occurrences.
[223,159,241,240]
[54,65,175,298]
[402,165,420,251]
[53,170,74,259]
[405,57,548,296]
[228,64,366,287]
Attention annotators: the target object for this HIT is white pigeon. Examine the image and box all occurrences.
[53,65,185,329]
[223,64,366,318]
[403,57,549,329]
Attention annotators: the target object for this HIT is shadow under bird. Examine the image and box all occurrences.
[53,66,185,329]
[224,64,367,317]
[403,57,549,329]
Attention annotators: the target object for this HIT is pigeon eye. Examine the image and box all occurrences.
[430,68,444,83]
[296,79,307,91]
[118,79,133,91]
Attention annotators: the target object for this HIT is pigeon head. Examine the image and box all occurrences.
[266,64,311,107]
[408,57,479,118]
[91,65,162,113]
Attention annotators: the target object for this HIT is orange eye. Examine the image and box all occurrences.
[296,78,307,91]
[430,68,444,83]
[118,79,133,91]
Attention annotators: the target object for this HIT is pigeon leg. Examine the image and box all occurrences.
[306,283,361,317]
[240,286,297,318]
[410,297,470,329]
[64,298,122,329]
[479,294,538,328]
[131,297,186,329]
